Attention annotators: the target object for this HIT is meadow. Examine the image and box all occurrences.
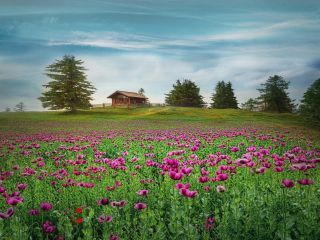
[0,107,319,240]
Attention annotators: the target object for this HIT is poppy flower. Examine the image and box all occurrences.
[75,208,83,214]
[76,218,83,224]
[134,202,147,210]
[281,179,295,188]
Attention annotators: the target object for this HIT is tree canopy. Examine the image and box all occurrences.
[299,78,320,121]
[241,98,259,111]
[257,75,295,113]
[165,79,205,107]
[15,102,25,112]
[211,81,238,108]
[38,55,96,112]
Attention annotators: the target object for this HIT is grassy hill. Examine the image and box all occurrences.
[0,107,315,131]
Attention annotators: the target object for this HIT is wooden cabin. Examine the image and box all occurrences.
[107,91,148,107]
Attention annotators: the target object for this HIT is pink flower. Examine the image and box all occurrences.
[181,167,193,175]
[230,146,239,152]
[109,234,120,240]
[40,202,53,211]
[297,179,314,185]
[134,202,147,210]
[203,186,211,191]
[274,167,284,172]
[17,183,28,191]
[205,217,215,230]
[136,190,149,196]
[281,179,295,188]
[216,185,226,193]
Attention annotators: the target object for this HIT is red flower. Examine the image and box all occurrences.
[75,208,82,214]
[76,218,83,224]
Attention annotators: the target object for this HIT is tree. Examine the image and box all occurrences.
[299,78,320,121]
[165,79,205,107]
[5,107,11,112]
[211,81,238,108]
[38,55,96,112]
[15,102,25,112]
[138,88,145,96]
[241,98,259,111]
[257,75,295,113]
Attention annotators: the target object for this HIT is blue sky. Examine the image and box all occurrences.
[0,0,320,110]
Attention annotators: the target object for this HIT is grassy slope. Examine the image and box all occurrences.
[0,107,314,130]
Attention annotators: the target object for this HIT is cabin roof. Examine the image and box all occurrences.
[107,90,147,99]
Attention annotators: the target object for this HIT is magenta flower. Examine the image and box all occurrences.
[42,221,56,234]
[97,198,109,205]
[205,217,215,230]
[216,174,229,181]
[111,200,126,208]
[109,234,120,240]
[216,185,226,193]
[169,171,184,180]
[136,190,149,196]
[29,209,40,216]
[17,183,28,191]
[175,183,190,189]
[281,179,295,188]
[297,179,314,185]
[198,176,209,183]
[134,202,147,210]
[0,207,14,219]
[179,188,198,198]
[230,146,239,152]
[40,202,53,211]
[97,215,113,223]
[6,196,24,206]
[181,167,193,174]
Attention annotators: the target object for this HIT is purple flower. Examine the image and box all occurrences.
[297,179,314,185]
[134,202,147,210]
[40,202,53,211]
[97,198,109,206]
[6,196,24,206]
[42,221,56,234]
[136,190,149,196]
[216,174,229,181]
[97,215,113,223]
[17,183,28,191]
[29,209,40,216]
[216,185,226,193]
[281,179,295,188]
[0,207,14,219]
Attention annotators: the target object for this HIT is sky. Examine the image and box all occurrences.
[0,0,320,111]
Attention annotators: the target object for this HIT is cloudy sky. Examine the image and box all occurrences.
[0,0,320,110]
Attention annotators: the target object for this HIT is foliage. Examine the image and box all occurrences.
[257,75,295,113]
[5,107,11,112]
[299,78,320,122]
[14,102,25,112]
[138,88,145,96]
[165,79,205,107]
[211,81,238,109]
[38,55,96,112]
[241,98,259,111]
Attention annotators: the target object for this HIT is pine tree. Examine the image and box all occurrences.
[138,88,145,96]
[257,75,295,113]
[299,78,320,121]
[165,79,205,107]
[38,55,96,112]
[211,81,238,108]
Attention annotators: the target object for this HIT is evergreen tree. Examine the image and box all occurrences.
[15,102,25,112]
[138,88,145,96]
[257,75,295,113]
[165,79,205,107]
[38,55,96,112]
[211,81,238,108]
[299,78,320,121]
[241,98,259,111]
[5,107,11,112]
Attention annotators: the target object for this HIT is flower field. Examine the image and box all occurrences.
[0,118,319,240]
